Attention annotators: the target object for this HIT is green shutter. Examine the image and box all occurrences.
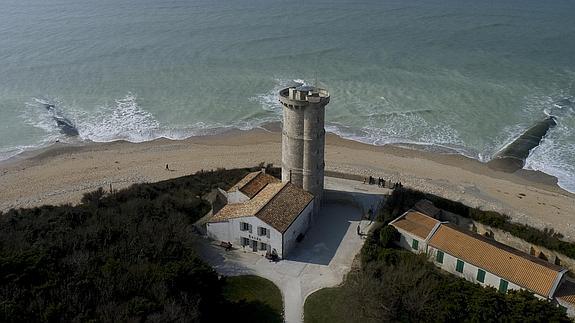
[411,239,419,250]
[477,269,486,283]
[456,259,464,273]
[436,250,444,264]
[499,279,509,293]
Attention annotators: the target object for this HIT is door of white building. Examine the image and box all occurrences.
[251,240,258,252]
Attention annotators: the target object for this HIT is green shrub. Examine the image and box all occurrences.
[0,167,281,322]
[350,227,570,322]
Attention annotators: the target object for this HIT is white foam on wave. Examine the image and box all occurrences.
[23,97,67,138]
[524,98,575,193]
[325,122,474,157]
[246,77,319,128]
[77,93,161,142]
[1,94,233,162]
[249,77,313,114]
[1,97,76,161]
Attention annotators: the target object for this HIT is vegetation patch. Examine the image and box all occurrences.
[304,225,570,322]
[379,187,575,259]
[304,286,353,323]
[222,275,283,322]
[0,166,279,322]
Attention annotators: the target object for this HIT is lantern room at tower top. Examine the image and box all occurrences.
[279,84,330,105]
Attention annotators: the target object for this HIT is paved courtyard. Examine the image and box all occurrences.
[196,178,387,322]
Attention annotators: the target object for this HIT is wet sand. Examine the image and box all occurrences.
[1,127,574,240]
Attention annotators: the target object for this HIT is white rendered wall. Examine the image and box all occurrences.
[207,216,283,257]
[427,247,528,296]
[227,191,249,204]
[393,228,552,299]
[283,200,314,257]
[206,221,230,242]
[394,229,427,254]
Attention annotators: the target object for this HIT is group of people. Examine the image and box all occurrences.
[364,176,404,189]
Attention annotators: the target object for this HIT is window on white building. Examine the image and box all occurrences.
[436,250,444,264]
[259,242,269,251]
[240,222,252,232]
[258,226,269,237]
[499,279,509,293]
[477,269,486,283]
[241,237,250,247]
[456,259,464,273]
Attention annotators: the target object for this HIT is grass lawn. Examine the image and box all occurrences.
[304,285,373,323]
[222,275,283,322]
[304,286,350,323]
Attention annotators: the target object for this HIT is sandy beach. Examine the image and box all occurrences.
[1,128,574,240]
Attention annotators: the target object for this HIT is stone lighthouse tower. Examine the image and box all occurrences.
[279,83,330,203]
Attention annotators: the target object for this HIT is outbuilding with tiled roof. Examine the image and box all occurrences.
[390,210,441,254]
[390,210,568,300]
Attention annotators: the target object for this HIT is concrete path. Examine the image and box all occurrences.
[196,178,386,322]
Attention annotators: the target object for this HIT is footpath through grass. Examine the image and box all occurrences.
[222,275,283,323]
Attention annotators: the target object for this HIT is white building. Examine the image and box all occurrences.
[206,170,315,259]
[389,210,441,254]
[391,210,568,300]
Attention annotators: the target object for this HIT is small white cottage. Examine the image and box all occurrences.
[389,210,441,253]
[391,210,568,300]
[206,171,315,259]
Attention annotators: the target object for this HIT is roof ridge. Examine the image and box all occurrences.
[252,181,288,216]
[437,223,563,272]
[238,171,261,190]
[227,171,260,192]
[428,223,564,297]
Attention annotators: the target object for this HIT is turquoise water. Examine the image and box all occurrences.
[1,0,574,192]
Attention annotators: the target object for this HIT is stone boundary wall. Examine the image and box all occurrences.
[323,189,385,221]
[324,170,364,182]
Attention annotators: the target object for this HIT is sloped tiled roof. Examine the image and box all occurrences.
[429,223,564,297]
[240,172,280,198]
[391,211,440,240]
[210,182,285,222]
[227,171,259,193]
[555,280,575,306]
[257,183,314,233]
[210,173,315,233]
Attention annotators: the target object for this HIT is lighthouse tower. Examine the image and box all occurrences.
[279,83,330,204]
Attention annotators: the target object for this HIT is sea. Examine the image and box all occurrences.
[1,0,574,192]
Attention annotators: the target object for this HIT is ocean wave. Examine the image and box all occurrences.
[524,97,575,192]
[325,121,474,158]
[7,89,575,195]
[77,93,160,142]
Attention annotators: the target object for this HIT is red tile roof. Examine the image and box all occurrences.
[240,172,280,198]
[555,280,575,306]
[210,171,314,233]
[391,211,440,240]
[429,223,565,297]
